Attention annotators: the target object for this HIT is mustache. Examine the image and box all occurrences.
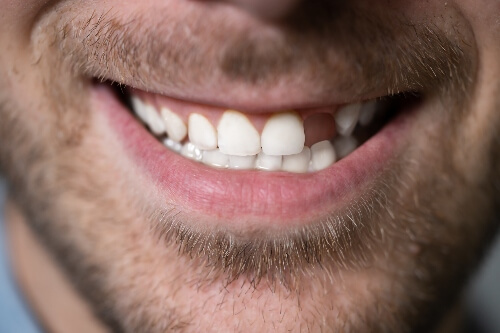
[222,0,472,94]
[48,0,472,105]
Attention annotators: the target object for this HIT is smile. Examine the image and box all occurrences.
[126,88,413,173]
[92,81,421,229]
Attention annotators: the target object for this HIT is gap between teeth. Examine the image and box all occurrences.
[131,95,378,173]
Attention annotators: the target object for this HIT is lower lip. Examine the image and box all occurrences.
[92,84,411,229]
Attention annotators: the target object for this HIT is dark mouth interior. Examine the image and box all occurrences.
[354,92,422,144]
[105,80,421,157]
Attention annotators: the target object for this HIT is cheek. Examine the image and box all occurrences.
[0,0,60,31]
[457,0,500,37]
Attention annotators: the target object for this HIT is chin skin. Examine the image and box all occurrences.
[1,0,500,332]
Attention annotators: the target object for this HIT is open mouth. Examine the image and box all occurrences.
[112,84,419,173]
[93,80,421,227]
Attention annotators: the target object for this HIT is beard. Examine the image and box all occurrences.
[1,0,500,332]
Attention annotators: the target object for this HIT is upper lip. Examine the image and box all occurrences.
[120,82,388,114]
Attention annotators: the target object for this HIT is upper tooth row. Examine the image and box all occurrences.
[132,95,375,158]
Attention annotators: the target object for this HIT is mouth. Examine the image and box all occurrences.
[122,85,419,173]
[44,0,469,232]
[125,86,418,173]
[92,80,421,229]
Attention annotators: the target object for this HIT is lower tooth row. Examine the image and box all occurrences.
[163,137,358,173]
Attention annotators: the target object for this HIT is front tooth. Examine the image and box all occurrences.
[282,147,311,173]
[218,110,261,156]
[311,140,336,171]
[188,113,218,150]
[256,152,282,171]
[181,142,203,161]
[335,103,361,136]
[333,136,357,159]
[161,107,187,142]
[358,100,377,127]
[202,149,229,168]
[229,155,256,169]
[261,111,305,156]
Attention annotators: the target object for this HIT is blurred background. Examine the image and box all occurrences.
[0,177,499,332]
[0,179,39,332]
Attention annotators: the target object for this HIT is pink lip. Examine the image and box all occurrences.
[92,84,411,229]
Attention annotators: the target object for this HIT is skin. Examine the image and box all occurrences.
[1,0,500,332]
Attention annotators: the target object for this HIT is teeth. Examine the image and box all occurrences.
[282,147,311,173]
[256,152,282,171]
[131,94,373,173]
[146,106,167,136]
[335,103,361,136]
[202,149,229,168]
[261,112,305,156]
[217,110,261,156]
[163,138,183,153]
[358,100,377,127]
[131,96,149,123]
[333,136,357,159]
[181,142,203,161]
[229,155,256,169]
[131,97,166,135]
[161,107,187,142]
[188,113,218,150]
[311,140,336,171]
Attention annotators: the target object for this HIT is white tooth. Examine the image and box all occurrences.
[147,108,166,135]
[163,138,183,153]
[261,112,305,156]
[229,155,256,170]
[131,95,165,135]
[256,152,282,171]
[311,140,336,171]
[335,103,361,136]
[131,96,149,123]
[181,142,203,161]
[188,113,218,150]
[143,104,166,135]
[358,100,377,127]
[217,110,261,156]
[161,107,187,142]
[333,136,357,159]
[202,149,229,168]
[282,147,311,173]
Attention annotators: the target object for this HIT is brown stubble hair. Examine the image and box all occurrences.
[1,1,500,332]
